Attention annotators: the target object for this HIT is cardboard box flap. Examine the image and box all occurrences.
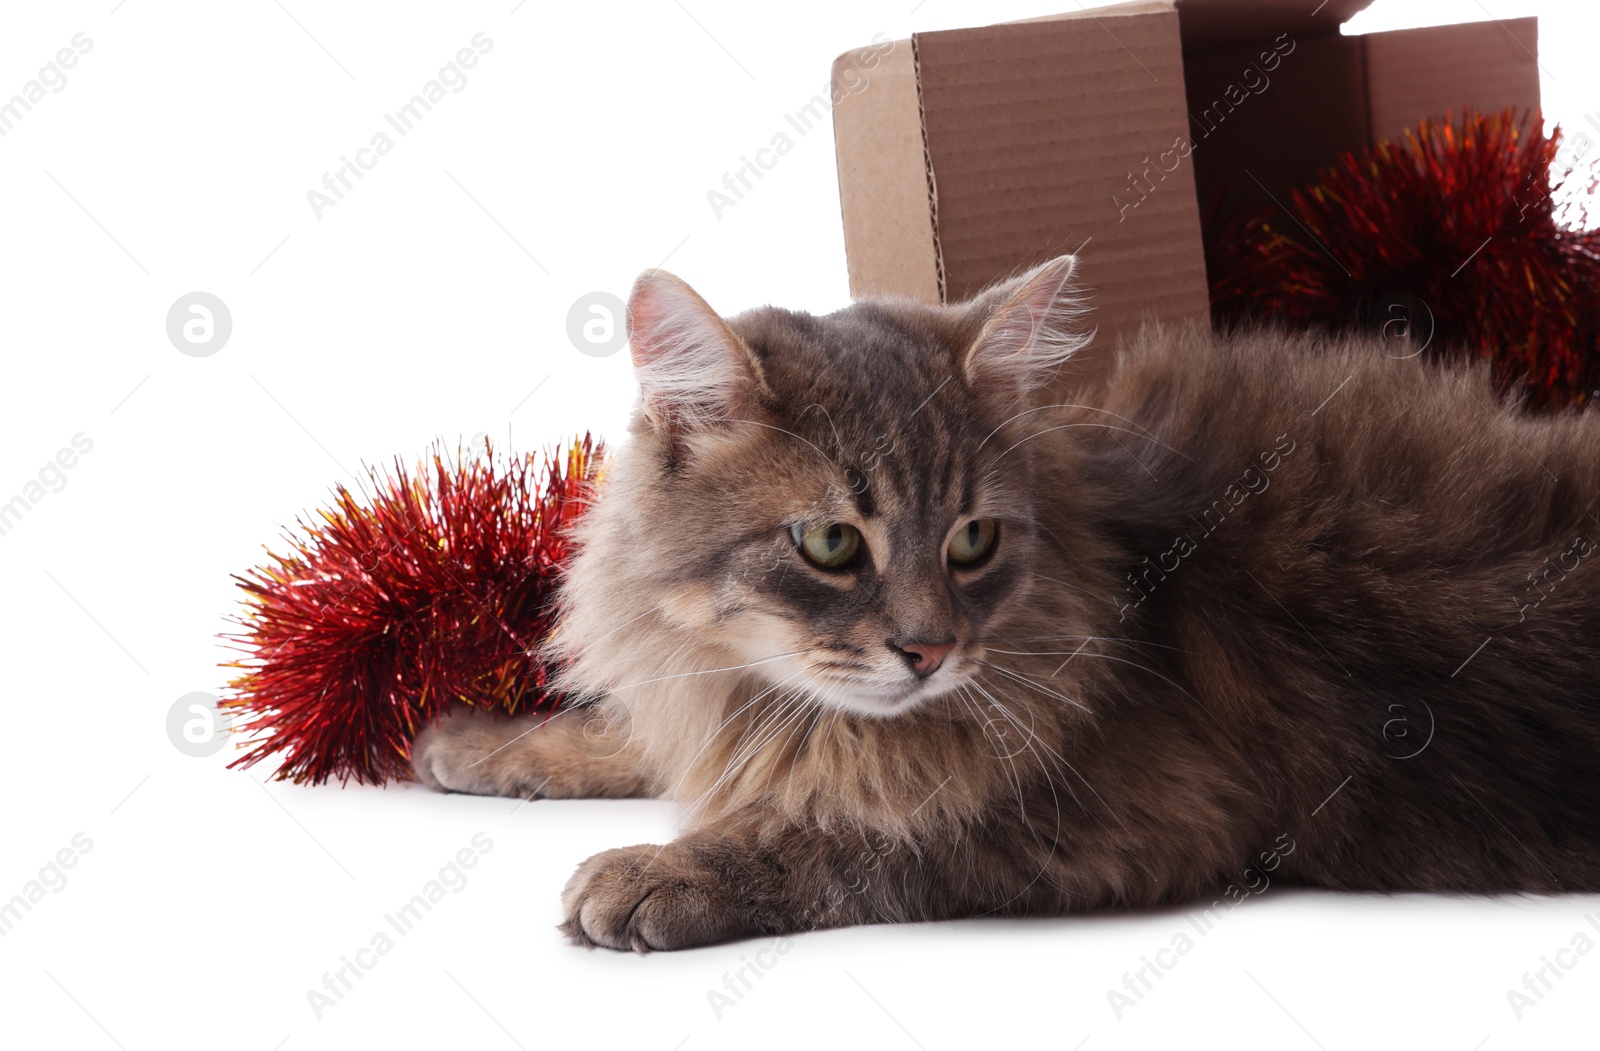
[830,0,1183,304]
[1176,0,1375,52]
[831,39,940,303]
[1364,17,1540,144]
[1184,15,1540,211]
[908,7,1211,381]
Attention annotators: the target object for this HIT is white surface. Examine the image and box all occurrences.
[2,1,1599,1048]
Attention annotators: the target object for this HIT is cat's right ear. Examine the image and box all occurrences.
[963,254,1091,397]
[626,269,767,433]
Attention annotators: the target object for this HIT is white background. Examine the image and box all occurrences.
[3,1,1599,1048]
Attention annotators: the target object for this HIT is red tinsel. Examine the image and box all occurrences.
[1208,109,1600,409]
[221,436,603,785]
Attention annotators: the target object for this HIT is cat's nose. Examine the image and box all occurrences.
[890,639,956,676]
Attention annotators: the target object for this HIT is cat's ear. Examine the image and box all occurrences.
[626,269,766,431]
[963,254,1091,395]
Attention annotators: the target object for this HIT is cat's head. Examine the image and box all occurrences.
[558,255,1089,719]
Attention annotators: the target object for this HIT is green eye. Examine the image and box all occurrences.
[948,518,998,565]
[794,522,862,569]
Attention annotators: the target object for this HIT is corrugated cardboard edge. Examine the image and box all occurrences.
[833,1,1187,306]
[832,40,941,303]
[911,3,1207,394]
[909,33,946,303]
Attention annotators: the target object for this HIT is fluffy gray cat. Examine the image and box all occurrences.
[416,256,1600,951]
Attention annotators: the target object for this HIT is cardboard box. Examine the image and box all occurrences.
[831,0,1541,388]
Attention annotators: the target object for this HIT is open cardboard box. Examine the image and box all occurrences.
[831,0,1541,389]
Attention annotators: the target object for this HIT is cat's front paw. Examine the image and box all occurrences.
[560,844,759,952]
[411,709,520,796]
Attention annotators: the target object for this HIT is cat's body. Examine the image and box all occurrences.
[415,257,1600,951]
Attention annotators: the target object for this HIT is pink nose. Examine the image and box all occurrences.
[896,641,956,676]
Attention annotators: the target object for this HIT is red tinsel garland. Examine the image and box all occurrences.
[221,436,603,785]
[1208,109,1600,409]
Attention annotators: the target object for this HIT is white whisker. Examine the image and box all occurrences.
[720,418,835,467]
[969,674,1115,829]
[976,401,1195,462]
[666,669,803,801]
[995,421,1186,463]
[606,650,805,695]
[976,660,1091,713]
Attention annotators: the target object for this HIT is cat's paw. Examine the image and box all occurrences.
[560,844,754,952]
[411,710,523,796]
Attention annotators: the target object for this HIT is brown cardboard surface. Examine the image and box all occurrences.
[1364,18,1541,143]
[912,9,1210,386]
[831,41,941,303]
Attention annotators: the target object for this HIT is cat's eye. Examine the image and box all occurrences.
[948,518,998,565]
[793,522,862,569]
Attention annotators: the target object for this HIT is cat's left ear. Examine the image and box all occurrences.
[963,254,1091,395]
[626,269,767,432]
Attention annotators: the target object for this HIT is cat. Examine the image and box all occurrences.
[413,254,1600,952]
